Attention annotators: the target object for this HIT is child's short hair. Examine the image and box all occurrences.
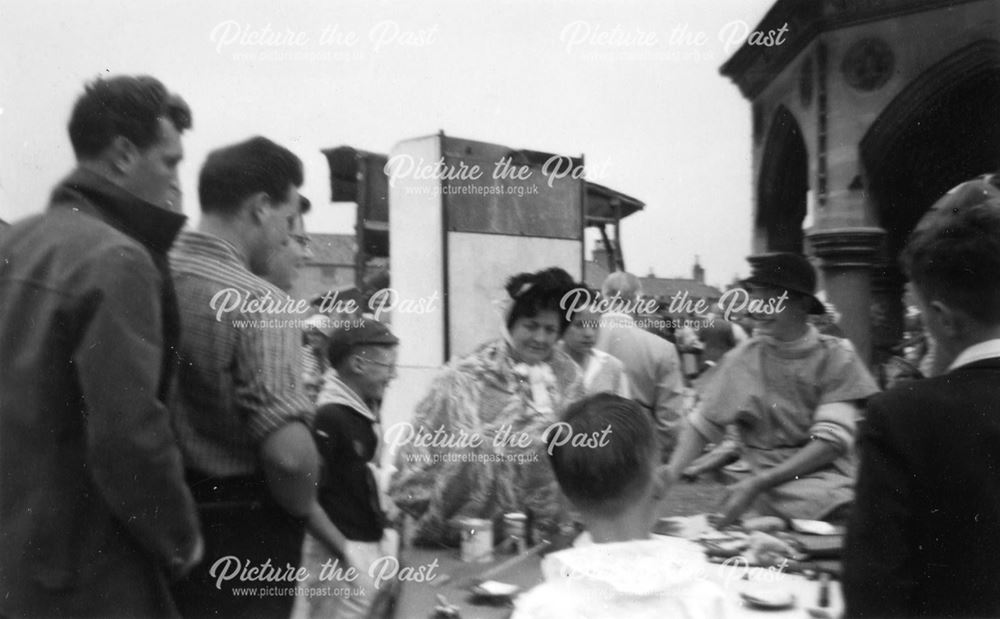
[903,174,1000,325]
[547,393,658,517]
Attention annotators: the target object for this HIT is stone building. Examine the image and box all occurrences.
[721,0,1000,363]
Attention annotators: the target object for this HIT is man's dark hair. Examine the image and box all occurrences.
[505,267,577,334]
[902,176,1000,324]
[68,75,191,159]
[547,393,657,517]
[198,136,303,215]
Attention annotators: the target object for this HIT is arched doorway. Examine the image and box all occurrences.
[862,40,1000,361]
[758,106,809,253]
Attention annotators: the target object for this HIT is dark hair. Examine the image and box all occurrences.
[505,267,577,334]
[902,181,1000,324]
[68,75,191,159]
[327,343,395,371]
[564,284,600,323]
[547,393,657,517]
[198,136,303,215]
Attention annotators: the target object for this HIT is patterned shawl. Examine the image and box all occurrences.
[389,339,583,545]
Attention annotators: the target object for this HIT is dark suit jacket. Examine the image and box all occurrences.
[0,169,200,618]
[844,357,1000,618]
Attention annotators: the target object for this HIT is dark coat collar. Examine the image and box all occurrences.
[49,168,187,254]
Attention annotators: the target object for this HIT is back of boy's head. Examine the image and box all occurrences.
[547,393,658,518]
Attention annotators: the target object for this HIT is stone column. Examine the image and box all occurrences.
[807,227,885,364]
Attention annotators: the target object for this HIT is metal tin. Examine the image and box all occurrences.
[458,517,493,563]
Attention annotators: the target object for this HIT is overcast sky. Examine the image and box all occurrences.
[0,0,773,287]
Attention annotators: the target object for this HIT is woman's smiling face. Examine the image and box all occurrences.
[509,310,562,364]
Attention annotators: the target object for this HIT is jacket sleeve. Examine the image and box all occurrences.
[843,395,917,617]
[74,244,201,575]
[652,341,685,458]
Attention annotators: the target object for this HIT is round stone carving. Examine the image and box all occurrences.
[841,37,894,92]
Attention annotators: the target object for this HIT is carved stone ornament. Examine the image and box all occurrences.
[841,37,894,92]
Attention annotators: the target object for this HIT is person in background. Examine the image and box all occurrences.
[558,286,630,397]
[300,314,332,403]
[0,75,202,618]
[263,193,313,293]
[298,319,400,619]
[662,253,879,527]
[696,311,747,375]
[844,174,1000,618]
[512,393,725,619]
[168,137,350,618]
[390,267,583,545]
[596,271,685,461]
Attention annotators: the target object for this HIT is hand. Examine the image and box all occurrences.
[712,476,765,528]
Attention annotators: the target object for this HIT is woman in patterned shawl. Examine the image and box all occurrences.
[389,267,584,546]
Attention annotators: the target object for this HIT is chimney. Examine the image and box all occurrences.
[692,255,705,284]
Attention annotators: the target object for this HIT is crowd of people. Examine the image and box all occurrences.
[2,73,1000,619]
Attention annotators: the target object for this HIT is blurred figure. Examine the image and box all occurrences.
[0,75,201,618]
[596,271,685,461]
[263,193,313,292]
[696,312,746,374]
[513,394,725,619]
[169,137,344,619]
[558,286,630,397]
[845,174,1000,618]
[663,253,879,527]
[300,319,400,619]
[300,314,332,402]
[390,267,583,545]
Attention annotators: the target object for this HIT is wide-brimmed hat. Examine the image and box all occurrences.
[742,252,825,315]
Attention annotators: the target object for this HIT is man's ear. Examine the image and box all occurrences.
[106,135,139,175]
[345,353,365,376]
[928,299,963,339]
[246,192,272,224]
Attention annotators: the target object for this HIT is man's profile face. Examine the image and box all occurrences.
[263,212,311,291]
[121,117,183,211]
[251,183,298,277]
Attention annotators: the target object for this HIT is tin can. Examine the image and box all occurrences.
[458,517,493,563]
[504,512,528,554]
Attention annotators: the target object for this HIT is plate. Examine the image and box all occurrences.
[469,580,520,604]
[740,589,796,610]
[790,519,842,536]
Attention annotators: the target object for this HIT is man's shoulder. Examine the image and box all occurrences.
[2,210,155,281]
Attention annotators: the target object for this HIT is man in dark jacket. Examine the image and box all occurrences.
[0,75,202,618]
[844,174,1000,617]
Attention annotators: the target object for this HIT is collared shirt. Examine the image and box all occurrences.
[169,230,312,477]
[947,338,1000,371]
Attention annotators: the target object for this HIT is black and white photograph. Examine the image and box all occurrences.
[2,1,1000,617]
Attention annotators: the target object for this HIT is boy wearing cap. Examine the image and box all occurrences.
[663,253,879,527]
[844,175,1000,618]
[298,318,399,619]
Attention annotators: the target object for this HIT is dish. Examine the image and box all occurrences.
[740,589,796,610]
[789,519,842,536]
